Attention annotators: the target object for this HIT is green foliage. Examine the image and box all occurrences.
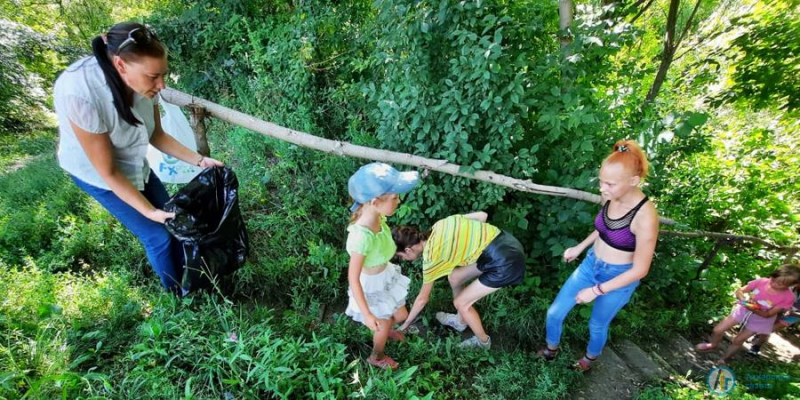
[0,264,145,398]
[0,151,139,274]
[1,0,799,398]
[726,0,799,111]
[0,21,56,133]
[657,110,798,243]
[472,351,579,400]
[189,123,356,305]
[0,0,171,135]
[116,297,358,399]
[364,0,541,223]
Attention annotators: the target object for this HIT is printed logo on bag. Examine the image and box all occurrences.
[156,155,200,177]
[707,366,736,395]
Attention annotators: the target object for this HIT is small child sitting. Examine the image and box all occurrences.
[695,264,800,365]
[749,282,800,354]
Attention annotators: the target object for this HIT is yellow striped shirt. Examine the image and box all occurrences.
[422,215,500,283]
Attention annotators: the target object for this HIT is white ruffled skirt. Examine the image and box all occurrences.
[345,262,410,323]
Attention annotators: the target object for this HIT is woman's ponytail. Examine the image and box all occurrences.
[349,204,363,224]
[603,140,650,180]
[92,34,141,126]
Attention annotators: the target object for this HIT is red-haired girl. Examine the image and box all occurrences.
[538,140,660,371]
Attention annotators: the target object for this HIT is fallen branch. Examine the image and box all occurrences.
[161,87,800,256]
[162,89,618,208]
[660,230,797,253]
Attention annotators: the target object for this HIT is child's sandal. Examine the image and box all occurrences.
[537,346,559,361]
[574,355,597,372]
[367,355,399,370]
[695,342,716,353]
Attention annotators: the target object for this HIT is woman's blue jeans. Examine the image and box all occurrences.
[545,247,640,357]
[71,172,183,292]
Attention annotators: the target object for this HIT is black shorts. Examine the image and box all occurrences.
[477,231,526,288]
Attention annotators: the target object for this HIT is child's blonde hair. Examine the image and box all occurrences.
[769,264,800,284]
[349,204,363,224]
[348,194,392,223]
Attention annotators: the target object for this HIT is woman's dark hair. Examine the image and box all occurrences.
[91,22,166,126]
[391,226,431,251]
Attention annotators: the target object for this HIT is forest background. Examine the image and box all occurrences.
[0,0,797,398]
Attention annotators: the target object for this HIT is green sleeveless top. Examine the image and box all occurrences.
[346,216,396,269]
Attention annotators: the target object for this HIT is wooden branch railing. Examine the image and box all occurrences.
[160,87,799,260]
[658,230,797,253]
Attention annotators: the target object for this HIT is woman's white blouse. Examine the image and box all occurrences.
[54,56,158,191]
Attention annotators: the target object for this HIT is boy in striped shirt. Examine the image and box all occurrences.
[393,212,526,348]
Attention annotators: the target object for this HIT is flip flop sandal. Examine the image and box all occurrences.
[695,342,717,353]
[367,355,399,370]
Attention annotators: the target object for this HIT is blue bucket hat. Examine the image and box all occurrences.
[348,162,420,212]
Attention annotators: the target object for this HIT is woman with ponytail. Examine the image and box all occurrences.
[53,22,223,293]
[537,140,659,371]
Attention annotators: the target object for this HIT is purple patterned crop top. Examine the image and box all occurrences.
[594,197,649,252]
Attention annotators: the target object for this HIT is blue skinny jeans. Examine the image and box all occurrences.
[545,247,640,357]
[71,172,184,292]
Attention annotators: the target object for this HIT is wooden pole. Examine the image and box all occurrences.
[189,105,210,157]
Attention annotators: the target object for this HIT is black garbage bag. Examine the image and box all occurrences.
[164,167,248,293]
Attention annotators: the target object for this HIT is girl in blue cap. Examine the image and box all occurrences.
[344,162,420,370]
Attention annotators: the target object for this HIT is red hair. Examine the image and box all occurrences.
[603,140,649,180]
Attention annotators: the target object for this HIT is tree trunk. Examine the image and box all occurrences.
[646,0,702,102]
[646,0,680,102]
[694,239,727,280]
[559,0,573,48]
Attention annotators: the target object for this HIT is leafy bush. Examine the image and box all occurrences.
[0,264,146,398]
[1,0,798,398]
[0,20,55,133]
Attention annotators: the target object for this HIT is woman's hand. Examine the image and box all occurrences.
[148,209,175,224]
[575,287,599,304]
[563,247,582,263]
[197,156,224,168]
[363,313,381,332]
